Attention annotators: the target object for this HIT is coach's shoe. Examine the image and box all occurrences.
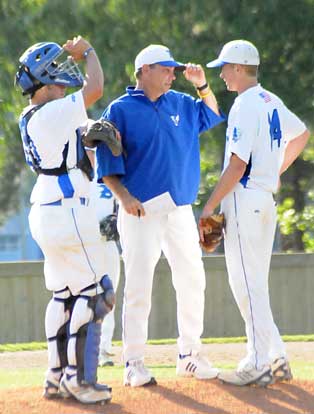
[218,363,273,387]
[124,358,157,387]
[176,352,219,380]
[271,357,293,383]
[60,374,112,404]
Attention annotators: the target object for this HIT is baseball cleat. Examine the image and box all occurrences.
[176,352,219,380]
[43,380,61,399]
[124,358,157,387]
[218,364,273,387]
[271,357,293,382]
[60,374,112,404]
[43,370,71,399]
[99,351,114,367]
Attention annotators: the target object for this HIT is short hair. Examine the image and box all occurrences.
[242,65,258,77]
[135,63,157,79]
[135,68,142,79]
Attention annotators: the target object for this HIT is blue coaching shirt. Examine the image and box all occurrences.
[96,87,225,206]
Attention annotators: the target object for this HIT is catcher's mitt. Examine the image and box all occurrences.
[82,119,122,156]
[199,213,225,253]
[99,214,119,242]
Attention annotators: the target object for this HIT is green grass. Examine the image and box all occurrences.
[1,361,314,389]
[1,334,314,353]
[1,336,313,389]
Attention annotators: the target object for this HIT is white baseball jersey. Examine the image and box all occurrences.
[90,182,116,221]
[224,84,306,193]
[23,91,106,294]
[22,90,89,204]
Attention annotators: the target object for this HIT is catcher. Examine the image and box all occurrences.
[199,213,225,253]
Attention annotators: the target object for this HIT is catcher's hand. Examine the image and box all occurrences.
[82,118,122,156]
[199,213,225,253]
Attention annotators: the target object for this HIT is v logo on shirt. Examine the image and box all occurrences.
[170,114,180,126]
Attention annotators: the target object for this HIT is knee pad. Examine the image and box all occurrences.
[99,274,115,312]
[46,288,76,370]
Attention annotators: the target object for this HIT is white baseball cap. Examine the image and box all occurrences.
[135,44,186,71]
[206,40,260,68]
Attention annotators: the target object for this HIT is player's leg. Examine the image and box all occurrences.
[262,203,291,382]
[44,288,76,398]
[162,205,218,379]
[219,186,278,386]
[118,208,162,386]
[99,241,121,366]
[60,275,115,403]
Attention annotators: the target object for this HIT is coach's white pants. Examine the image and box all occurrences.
[118,205,206,362]
[99,240,121,354]
[221,185,286,369]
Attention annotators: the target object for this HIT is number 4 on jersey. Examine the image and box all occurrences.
[268,109,282,150]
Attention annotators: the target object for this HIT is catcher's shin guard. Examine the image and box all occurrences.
[45,288,76,374]
[68,276,115,384]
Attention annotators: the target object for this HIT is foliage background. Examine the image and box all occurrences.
[0,0,313,251]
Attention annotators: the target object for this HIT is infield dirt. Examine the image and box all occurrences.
[1,342,314,414]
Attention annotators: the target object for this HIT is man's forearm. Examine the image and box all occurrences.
[102,175,129,200]
[280,129,310,175]
[203,155,247,215]
[197,84,220,116]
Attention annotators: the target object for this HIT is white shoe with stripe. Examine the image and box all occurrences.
[176,352,219,379]
[218,363,273,387]
[123,358,157,387]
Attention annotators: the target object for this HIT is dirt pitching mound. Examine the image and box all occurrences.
[1,378,314,414]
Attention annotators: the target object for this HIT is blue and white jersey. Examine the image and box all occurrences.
[19,91,89,204]
[96,87,225,205]
[90,181,115,221]
[224,84,307,193]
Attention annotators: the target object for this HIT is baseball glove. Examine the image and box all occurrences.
[99,214,119,242]
[199,213,225,253]
[82,119,122,156]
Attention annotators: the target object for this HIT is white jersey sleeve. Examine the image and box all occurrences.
[279,105,307,143]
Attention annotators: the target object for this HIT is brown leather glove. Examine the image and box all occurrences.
[82,118,122,156]
[199,213,225,253]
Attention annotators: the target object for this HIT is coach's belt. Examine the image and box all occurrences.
[41,197,89,207]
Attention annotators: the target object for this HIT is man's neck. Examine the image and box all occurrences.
[136,81,162,102]
[237,78,258,95]
[31,96,49,106]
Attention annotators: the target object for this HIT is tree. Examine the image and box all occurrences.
[0,0,313,249]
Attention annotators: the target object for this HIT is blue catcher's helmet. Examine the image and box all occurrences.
[15,42,84,95]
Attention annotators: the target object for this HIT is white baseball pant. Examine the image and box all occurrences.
[221,184,286,369]
[118,204,206,362]
[29,201,106,294]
